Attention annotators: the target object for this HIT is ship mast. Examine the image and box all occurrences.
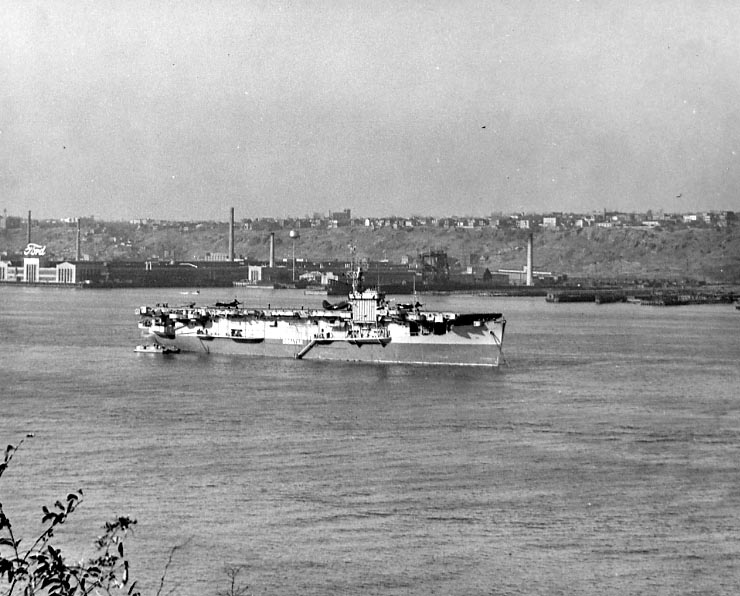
[348,243,360,294]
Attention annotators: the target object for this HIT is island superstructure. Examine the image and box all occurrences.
[137,270,506,367]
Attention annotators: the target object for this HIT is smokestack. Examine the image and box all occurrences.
[27,210,32,244]
[228,207,235,262]
[269,232,275,268]
[76,219,81,261]
[526,233,534,287]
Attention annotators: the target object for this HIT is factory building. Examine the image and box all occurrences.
[0,245,105,285]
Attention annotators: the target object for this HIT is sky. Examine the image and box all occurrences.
[3,0,740,221]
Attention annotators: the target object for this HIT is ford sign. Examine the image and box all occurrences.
[24,243,47,256]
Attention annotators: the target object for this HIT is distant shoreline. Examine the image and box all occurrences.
[3,279,737,306]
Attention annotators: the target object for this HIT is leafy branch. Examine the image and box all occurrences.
[0,440,139,596]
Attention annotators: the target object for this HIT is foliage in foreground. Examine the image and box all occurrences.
[0,439,139,596]
[1,439,250,596]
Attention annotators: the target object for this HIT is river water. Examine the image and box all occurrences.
[1,285,739,595]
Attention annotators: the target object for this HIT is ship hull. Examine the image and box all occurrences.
[151,334,504,366]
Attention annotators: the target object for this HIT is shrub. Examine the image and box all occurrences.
[0,440,139,596]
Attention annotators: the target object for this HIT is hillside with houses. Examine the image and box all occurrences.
[1,209,739,285]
